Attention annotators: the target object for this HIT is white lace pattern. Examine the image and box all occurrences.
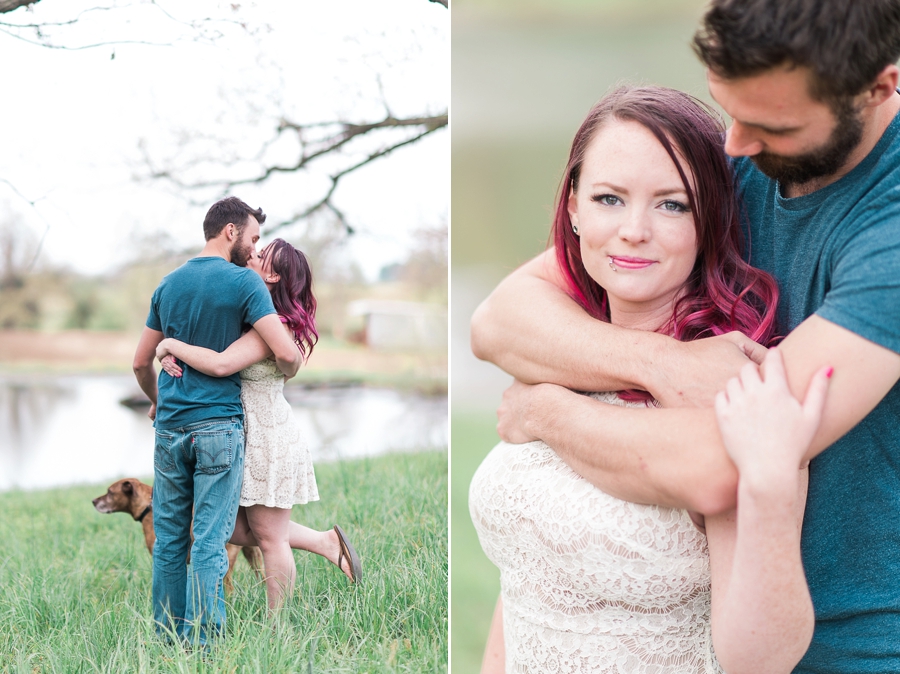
[469,391,722,674]
[238,359,319,508]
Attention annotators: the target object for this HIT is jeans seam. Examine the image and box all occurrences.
[157,418,236,433]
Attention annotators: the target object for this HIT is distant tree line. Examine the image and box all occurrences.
[0,222,446,333]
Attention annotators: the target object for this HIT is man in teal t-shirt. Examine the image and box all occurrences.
[133,197,300,644]
[470,1,900,670]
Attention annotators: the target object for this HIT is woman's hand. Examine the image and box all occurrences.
[714,347,831,483]
[159,355,182,378]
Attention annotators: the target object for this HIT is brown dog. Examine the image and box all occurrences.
[92,478,262,592]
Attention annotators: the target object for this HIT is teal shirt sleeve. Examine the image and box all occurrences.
[816,197,900,354]
[239,269,277,326]
[146,284,163,331]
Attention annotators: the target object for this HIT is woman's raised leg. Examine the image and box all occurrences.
[230,507,357,583]
[285,522,355,582]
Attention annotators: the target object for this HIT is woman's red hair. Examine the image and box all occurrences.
[262,238,318,362]
[552,86,779,401]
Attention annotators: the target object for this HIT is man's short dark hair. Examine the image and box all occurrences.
[693,0,900,103]
[203,197,266,241]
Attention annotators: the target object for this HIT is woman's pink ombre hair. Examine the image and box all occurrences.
[552,86,778,401]
[261,238,319,362]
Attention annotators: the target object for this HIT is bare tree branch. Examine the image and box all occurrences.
[1,2,137,26]
[0,28,168,49]
[139,0,449,234]
[0,0,248,49]
[268,118,447,234]
[147,111,448,235]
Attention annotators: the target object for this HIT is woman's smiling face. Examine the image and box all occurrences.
[568,119,699,329]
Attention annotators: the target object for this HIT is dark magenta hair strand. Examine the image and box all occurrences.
[550,86,780,403]
[261,238,319,362]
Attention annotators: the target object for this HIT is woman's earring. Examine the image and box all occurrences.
[572,224,579,235]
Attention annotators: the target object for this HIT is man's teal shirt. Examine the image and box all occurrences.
[735,110,900,672]
[146,256,275,430]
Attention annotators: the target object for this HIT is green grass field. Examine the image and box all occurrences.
[0,451,447,674]
[450,412,502,674]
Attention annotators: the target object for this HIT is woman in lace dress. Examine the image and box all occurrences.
[469,87,831,673]
[157,238,361,610]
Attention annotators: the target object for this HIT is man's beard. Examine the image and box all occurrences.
[751,98,864,187]
[231,238,253,267]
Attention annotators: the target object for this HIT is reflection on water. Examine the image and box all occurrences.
[0,375,447,492]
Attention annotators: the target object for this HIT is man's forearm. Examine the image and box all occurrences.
[134,365,157,405]
[133,327,163,406]
[471,251,763,407]
[525,384,738,514]
[471,265,657,391]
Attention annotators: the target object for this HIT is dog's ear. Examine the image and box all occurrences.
[122,480,133,495]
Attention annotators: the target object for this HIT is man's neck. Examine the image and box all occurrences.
[198,238,231,261]
[785,91,900,198]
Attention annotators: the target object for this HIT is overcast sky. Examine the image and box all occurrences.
[0,0,448,278]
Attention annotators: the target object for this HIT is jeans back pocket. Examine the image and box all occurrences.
[154,429,177,472]
[192,427,238,474]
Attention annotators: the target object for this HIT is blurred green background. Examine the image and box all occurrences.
[451,0,712,671]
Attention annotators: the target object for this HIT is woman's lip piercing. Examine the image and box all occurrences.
[609,257,617,271]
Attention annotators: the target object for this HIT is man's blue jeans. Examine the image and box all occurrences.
[151,417,244,645]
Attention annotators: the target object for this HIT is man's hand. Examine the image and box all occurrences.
[652,332,767,408]
[497,380,556,444]
[147,403,157,421]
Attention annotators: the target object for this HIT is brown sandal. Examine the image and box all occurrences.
[334,524,362,583]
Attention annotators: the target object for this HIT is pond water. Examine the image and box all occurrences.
[0,374,447,492]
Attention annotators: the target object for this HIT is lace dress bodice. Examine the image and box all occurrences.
[239,358,284,385]
[469,392,721,674]
[238,359,318,508]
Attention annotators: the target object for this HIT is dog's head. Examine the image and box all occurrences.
[92,478,147,514]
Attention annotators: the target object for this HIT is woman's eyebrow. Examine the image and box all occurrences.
[653,188,689,197]
[588,181,629,193]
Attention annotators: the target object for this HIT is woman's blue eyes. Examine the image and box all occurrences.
[591,194,689,213]
[661,200,690,213]
[593,194,621,206]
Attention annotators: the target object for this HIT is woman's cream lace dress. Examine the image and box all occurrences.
[238,359,319,508]
[469,392,721,674]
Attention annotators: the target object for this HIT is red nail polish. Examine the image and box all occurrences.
[826,367,834,378]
